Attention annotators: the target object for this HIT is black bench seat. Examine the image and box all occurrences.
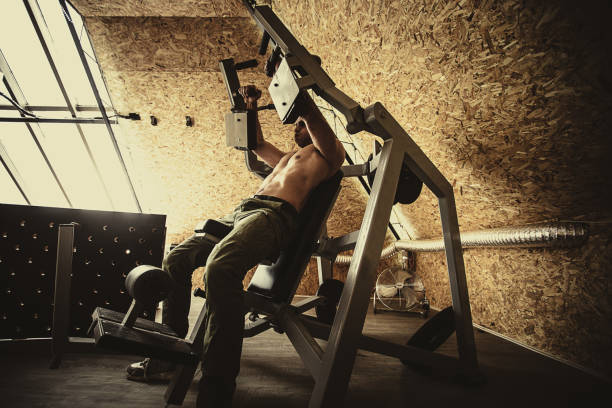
[90,308,198,365]
[91,307,178,337]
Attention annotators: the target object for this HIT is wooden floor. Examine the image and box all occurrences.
[1,297,609,407]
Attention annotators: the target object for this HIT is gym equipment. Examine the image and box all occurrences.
[220,58,260,151]
[89,171,344,405]
[405,306,456,354]
[0,203,166,366]
[244,2,482,406]
[194,219,232,243]
[219,58,277,182]
[367,141,423,205]
[315,279,344,324]
[88,1,481,406]
[122,265,173,325]
[90,265,198,365]
[265,45,282,77]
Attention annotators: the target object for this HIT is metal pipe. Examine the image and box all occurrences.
[334,222,589,265]
[0,116,117,124]
[0,104,112,112]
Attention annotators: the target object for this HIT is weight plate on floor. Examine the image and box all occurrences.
[402,306,456,364]
[315,279,344,325]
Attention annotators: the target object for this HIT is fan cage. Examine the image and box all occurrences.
[374,265,425,312]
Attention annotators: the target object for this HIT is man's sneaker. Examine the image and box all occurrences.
[126,358,176,382]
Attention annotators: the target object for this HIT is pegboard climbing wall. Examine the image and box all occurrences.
[0,204,166,340]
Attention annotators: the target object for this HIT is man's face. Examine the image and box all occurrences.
[294,119,312,148]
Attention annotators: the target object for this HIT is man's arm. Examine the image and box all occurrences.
[299,92,345,173]
[239,86,285,168]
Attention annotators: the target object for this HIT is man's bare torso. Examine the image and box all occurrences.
[256,144,334,212]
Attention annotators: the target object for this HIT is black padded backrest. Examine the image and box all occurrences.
[247,171,343,303]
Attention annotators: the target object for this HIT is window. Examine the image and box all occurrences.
[0,0,141,212]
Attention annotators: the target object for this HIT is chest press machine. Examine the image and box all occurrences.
[88,1,483,407]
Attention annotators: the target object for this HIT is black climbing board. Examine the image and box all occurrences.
[0,204,166,339]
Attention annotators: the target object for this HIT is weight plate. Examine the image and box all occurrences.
[315,279,344,324]
[367,154,423,205]
[405,306,455,354]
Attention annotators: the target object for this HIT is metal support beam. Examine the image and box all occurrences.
[291,296,325,315]
[24,0,117,210]
[364,102,478,375]
[50,223,76,368]
[311,137,406,408]
[315,230,360,260]
[164,300,208,406]
[281,310,323,379]
[316,256,333,284]
[298,315,461,371]
[339,163,368,177]
[23,0,74,109]
[0,57,26,106]
[0,104,112,112]
[59,0,142,212]
[315,226,334,283]
[343,153,400,240]
[0,116,117,124]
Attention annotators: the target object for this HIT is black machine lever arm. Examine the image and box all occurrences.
[235,59,258,71]
[243,1,366,133]
[259,31,271,55]
[219,58,259,110]
[257,103,275,111]
[219,58,245,111]
[220,58,259,109]
[220,58,260,152]
[219,57,272,177]
[314,230,360,260]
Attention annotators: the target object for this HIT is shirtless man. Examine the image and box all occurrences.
[126,84,344,407]
[250,88,345,211]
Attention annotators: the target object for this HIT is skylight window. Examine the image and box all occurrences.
[0,0,141,213]
[0,2,65,105]
[0,120,67,206]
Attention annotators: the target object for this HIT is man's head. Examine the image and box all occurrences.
[294,119,312,147]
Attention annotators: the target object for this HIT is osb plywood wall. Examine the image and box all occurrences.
[269,0,612,377]
[71,0,250,17]
[73,0,612,377]
[73,0,376,298]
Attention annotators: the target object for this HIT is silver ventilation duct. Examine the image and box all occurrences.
[334,222,589,265]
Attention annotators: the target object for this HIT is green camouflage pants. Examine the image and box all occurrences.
[161,195,298,381]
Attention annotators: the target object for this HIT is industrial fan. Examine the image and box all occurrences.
[373,265,429,317]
